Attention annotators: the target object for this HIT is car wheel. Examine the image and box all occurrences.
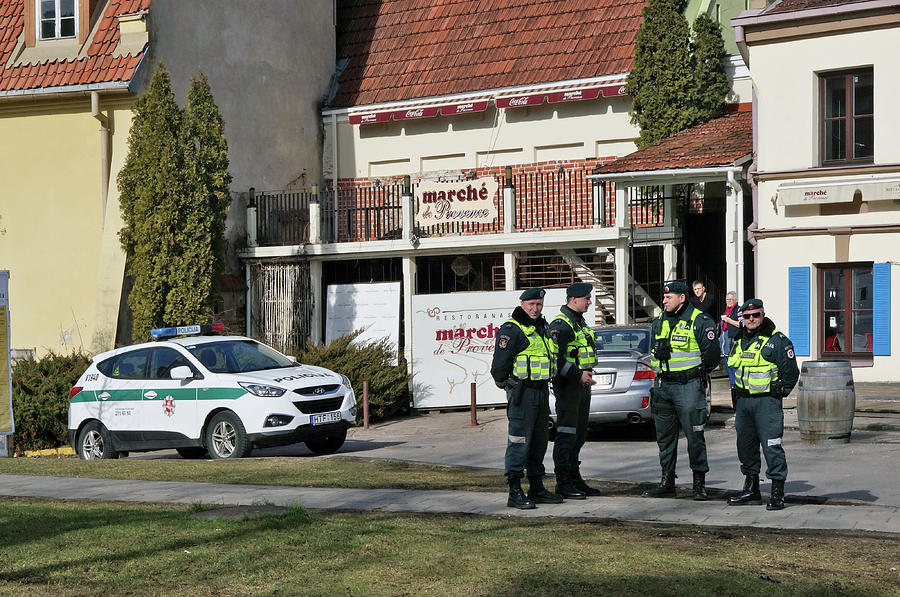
[205,411,252,459]
[176,447,209,459]
[76,421,119,460]
[304,428,347,454]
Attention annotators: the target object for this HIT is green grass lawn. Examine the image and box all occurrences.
[0,454,511,492]
[0,497,897,597]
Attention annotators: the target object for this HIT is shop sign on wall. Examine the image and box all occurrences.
[415,177,499,227]
[411,288,593,409]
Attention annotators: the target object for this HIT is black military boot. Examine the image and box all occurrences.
[572,469,602,497]
[692,471,708,501]
[767,479,786,511]
[641,471,676,498]
[507,477,536,509]
[728,474,762,505]
[554,473,587,500]
[528,477,564,504]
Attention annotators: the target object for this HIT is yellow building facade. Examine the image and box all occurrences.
[0,95,135,355]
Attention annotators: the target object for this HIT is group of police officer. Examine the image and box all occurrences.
[491,280,799,511]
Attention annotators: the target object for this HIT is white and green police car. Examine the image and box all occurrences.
[67,324,356,460]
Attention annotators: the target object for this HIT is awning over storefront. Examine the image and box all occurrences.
[497,84,626,109]
[777,177,900,206]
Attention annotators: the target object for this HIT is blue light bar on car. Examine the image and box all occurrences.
[150,323,225,340]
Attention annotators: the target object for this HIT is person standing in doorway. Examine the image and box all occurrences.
[550,282,598,499]
[491,287,562,509]
[726,298,799,511]
[643,281,720,500]
[690,280,717,319]
[720,291,742,387]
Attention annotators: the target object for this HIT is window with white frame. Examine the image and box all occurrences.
[38,0,77,40]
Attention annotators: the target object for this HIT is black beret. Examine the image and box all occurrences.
[519,287,546,301]
[662,280,690,295]
[741,298,764,311]
[566,282,593,297]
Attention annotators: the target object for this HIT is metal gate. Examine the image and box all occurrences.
[248,261,312,353]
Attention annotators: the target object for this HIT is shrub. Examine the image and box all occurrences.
[11,352,91,454]
[297,332,410,423]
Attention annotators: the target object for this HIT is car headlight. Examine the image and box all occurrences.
[238,382,286,397]
[340,374,353,390]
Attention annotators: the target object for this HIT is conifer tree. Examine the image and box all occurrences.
[626,0,697,148]
[691,13,729,122]
[165,72,232,325]
[118,63,184,341]
[118,64,232,341]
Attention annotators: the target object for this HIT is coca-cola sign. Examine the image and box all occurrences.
[496,94,546,109]
[600,84,627,97]
[392,106,440,120]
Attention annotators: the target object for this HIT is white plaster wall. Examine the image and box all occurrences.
[750,28,900,173]
[755,233,900,382]
[326,97,638,180]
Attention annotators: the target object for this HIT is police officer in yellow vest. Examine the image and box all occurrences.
[643,281,720,500]
[550,282,599,499]
[726,298,799,510]
[491,287,562,509]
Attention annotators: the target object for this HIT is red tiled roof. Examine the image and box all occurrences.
[593,110,752,174]
[0,0,149,94]
[332,0,647,108]
[763,0,871,14]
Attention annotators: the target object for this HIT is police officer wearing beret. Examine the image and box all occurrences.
[550,282,599,499]
[491,287,562,509]
[726,298,799,510]
[643,281,720,500]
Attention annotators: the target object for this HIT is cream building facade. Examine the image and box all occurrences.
[734,0,900,381]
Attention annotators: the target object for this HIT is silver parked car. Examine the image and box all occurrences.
[550,324,655,434]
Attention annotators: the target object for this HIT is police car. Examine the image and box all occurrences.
[67,324,356,460]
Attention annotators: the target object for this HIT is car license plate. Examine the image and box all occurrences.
[310,411,342,425]
[596,373,614,387]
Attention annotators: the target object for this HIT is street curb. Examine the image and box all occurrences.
[20,446,76,458]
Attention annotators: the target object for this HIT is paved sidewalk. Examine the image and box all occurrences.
[2,473,899,535]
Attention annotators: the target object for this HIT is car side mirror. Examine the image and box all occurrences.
[170,365,194,380]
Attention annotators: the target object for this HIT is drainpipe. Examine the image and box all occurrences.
[746,86,760,297]
[726,169,744,302]
[90,91,110,228]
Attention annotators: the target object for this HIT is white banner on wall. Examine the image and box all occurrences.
[325,282,401,359]
[415,177,499,227]
[0,270,13,436]
[411,288,594,409]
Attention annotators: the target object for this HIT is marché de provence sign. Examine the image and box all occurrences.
[415,177,499,227]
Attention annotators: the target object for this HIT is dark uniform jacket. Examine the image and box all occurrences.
[549,304,591,392]
[733,317,800,395]
[490,306,552,388]
[651,302,721,373]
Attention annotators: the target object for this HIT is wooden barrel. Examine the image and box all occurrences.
[797,361,856,443]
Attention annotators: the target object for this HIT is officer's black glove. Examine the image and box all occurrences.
[770,379,785,397]
[653,338,672,362]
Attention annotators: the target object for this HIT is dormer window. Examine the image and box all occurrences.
[38,0,77,40]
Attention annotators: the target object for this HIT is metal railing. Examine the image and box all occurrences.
[321,185,403,243]
[255,190,311,246]
[515,169,612,232]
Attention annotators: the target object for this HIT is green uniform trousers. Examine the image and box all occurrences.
[504,383,550,479]
[651,376,709,474]
[734,395,787,481]
[552,384,590,478]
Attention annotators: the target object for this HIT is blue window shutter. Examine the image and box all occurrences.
[788,267,810,356]
[873,263,891,356]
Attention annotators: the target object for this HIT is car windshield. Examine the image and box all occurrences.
[187,340,295,373]
[595,329,651,353]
